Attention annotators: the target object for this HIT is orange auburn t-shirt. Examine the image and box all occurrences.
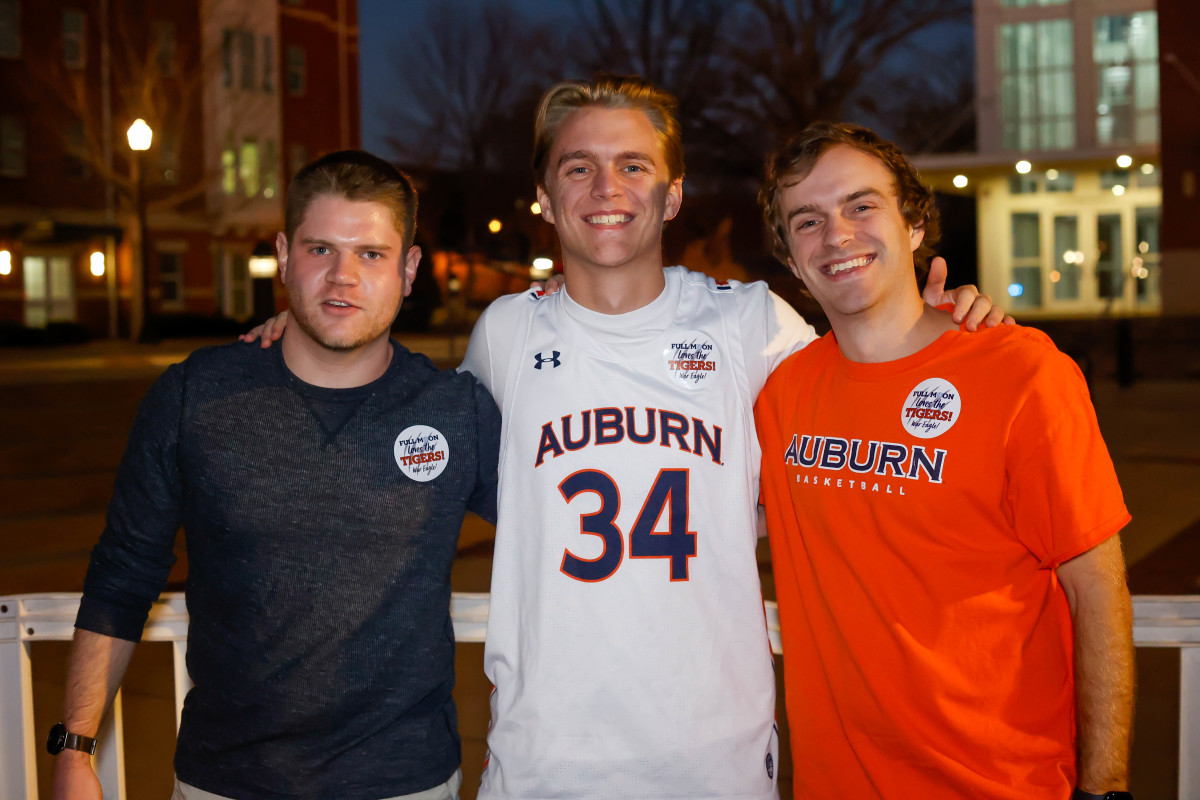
[755,324,1130,800]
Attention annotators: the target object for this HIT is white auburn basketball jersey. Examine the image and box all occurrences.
[461,267,816,800]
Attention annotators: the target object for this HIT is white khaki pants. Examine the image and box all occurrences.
[172,768,462,800]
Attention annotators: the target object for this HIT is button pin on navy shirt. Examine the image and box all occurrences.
[394,425,450,481]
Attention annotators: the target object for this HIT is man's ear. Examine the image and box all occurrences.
[275,231,289,281]
[536,184,556,225]
[663,177,684,222]
[402,246,421,298]
[910,223,926,253]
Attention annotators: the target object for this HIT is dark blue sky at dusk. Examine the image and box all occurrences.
[357,0,975,161]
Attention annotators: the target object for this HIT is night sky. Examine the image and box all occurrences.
[358,0,975,160]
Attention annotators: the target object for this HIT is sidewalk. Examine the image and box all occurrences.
[0,333,475,384]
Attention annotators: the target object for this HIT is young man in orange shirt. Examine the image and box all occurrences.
[754,123,1135,800]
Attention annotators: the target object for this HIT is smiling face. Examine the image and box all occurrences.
[536,106,682,278]
[277,193,419,353]
[779,145,925,323]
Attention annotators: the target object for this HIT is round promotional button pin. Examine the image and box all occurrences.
[394,425,450,482]
[900,378,961,439]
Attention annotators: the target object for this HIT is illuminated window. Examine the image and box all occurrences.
[0,0,20,58]
[221,139,236,195]
[63,9,86,69]
[1134,207,1161,307]
[1052,216,1079,301]
[1095,13,1159,146]
[240,139,259,197]
[1010,213,1042,309]
[263,139,278,198]
[1096,213,1123,299]
[999,19,1074,151]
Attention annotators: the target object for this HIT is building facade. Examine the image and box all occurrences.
[0,0,358,339]
[916,0,1162,318]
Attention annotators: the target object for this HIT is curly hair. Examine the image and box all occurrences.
[759,122,941,281]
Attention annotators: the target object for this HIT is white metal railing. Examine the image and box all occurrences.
[2,593,1198,799]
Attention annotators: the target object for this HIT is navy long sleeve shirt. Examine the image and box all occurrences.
[77,340,500,799]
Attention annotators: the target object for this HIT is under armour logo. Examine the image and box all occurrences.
[534,351,561,369]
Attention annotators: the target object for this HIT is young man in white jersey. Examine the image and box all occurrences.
[459,76,1005,800]
[245,77,1004,797]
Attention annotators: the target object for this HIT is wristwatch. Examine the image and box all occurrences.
[45,722,98,756]
[1071,790,1133,800]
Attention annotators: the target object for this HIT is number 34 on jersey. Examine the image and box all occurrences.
[558,468,696,583]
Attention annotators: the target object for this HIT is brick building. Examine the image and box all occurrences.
[0,0,358,339]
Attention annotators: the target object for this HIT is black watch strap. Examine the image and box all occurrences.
[1071,790,1133,800]
[46,722,98,756]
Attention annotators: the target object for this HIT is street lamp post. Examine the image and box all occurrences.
[127,118,155,342]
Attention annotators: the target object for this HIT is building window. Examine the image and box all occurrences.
[1044,170,1074,192]
[1100,169,1130,192]
[999,19,1074,151]
[0,0,20,59]
[262,35,274,92]
[1010,212,1042,309]
[154,21,177,78]
[1051,215,1080,301]
[1095,12,1158,147]
[287,46,305,96]
[159,251,184,308]
[1008,174,1038,194]
[239,30,256,90]
[240,138,259,197]
[1134,207,1160,306]
[1,114,25,177]
[221,138,236,195]
[1096,213,1123,300]
[1135,163,1160,189]
[63,9,86,69]
[65,121,88,179]
[263,139,278,199]
[221,28,234,88]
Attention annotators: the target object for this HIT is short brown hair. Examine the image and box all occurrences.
[532,75,685,187]
[759,122,941,280]
[284,150,418,250]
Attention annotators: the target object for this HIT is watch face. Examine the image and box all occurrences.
[46,722,67,755]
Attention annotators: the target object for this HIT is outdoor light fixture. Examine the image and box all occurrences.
[89,251,105,277]
[531,257,554,279]
[127,118,153,151]
[1015,160,1032,174]
[1140,164,1155,175]
[488,218,503,234]
[530,201,542,215]
[1007,283,1024,297]
[1050,270,1061,283]
[1112,184,1126,196]
[1116,154,1133,169]
[1046,169,1060,180]
[0,250,10,276]
[952,175,968,188]
[248,241,278,277]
